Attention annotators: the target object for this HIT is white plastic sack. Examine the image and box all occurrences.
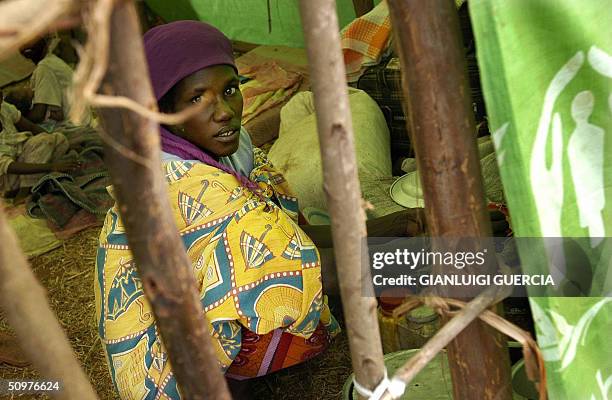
[268,88,392,212]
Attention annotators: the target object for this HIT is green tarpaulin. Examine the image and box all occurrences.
[470,0,612,398]
[145,0,381,48]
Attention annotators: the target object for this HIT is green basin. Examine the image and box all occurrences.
[342,349,538,399]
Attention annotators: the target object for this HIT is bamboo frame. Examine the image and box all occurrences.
[298,1,386,399]
[93,2,231,399]
[387,0,513,398]
[0,1,533,399]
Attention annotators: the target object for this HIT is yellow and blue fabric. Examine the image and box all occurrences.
[95,148,338,399]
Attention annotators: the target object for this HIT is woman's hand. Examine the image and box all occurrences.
[51,159,80,173]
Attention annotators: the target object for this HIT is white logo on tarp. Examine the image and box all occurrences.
[531,298,612,371]
[591,370,612,400]
[530,46,611,246]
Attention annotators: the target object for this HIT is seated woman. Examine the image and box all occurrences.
[0,90,79,202]
[95,19,508,400]
[95,21,343,400]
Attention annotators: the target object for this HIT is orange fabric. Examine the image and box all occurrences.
[341,1,392,82]
[226,323,333,380]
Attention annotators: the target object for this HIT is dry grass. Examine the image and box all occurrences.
[0,226,113,400]
[0,227,353,400]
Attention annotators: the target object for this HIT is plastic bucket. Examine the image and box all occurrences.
[342,349,453,400]
[511,359,539,400]
[342,350,537,399]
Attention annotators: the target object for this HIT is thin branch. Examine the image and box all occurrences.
[445,298,548,400]
[299,1,385,399]
[267,0,272,33]
[91,94,206,125]
[82,0,114,99]
[0,0,79,61]
[89,96,207,169]
[94,125,152,168]
[70,0,114,123]
[70,0,205,126]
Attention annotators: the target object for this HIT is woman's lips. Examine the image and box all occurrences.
[214,128,239,143]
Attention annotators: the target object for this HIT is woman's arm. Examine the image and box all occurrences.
[25,103,48,124]
[7,161,54,175]
[7,160,78,175]
[301,208,509,249]
[300,209,426,248]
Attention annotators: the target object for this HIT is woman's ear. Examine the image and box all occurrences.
[166,124,186,138]
[158,89,176,114]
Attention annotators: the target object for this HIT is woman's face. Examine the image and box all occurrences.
[171,65,243,158]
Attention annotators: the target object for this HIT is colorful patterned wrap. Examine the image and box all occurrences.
[95,148,339,399]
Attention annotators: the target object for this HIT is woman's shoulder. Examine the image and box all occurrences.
[100,163,253,242]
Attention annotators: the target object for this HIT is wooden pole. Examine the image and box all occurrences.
[352,0,374,17]
[387,0,513,398]
[298,1,385,399]
[0,204,98,400]
[95,2,231,399]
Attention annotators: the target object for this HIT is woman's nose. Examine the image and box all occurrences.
[213,98,234,122]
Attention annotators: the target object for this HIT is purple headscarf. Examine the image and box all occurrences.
[144,20,235,101]
[144,20,258,191]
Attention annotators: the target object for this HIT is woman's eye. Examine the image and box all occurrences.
[190,95,202,104]
[224,87,238,96]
